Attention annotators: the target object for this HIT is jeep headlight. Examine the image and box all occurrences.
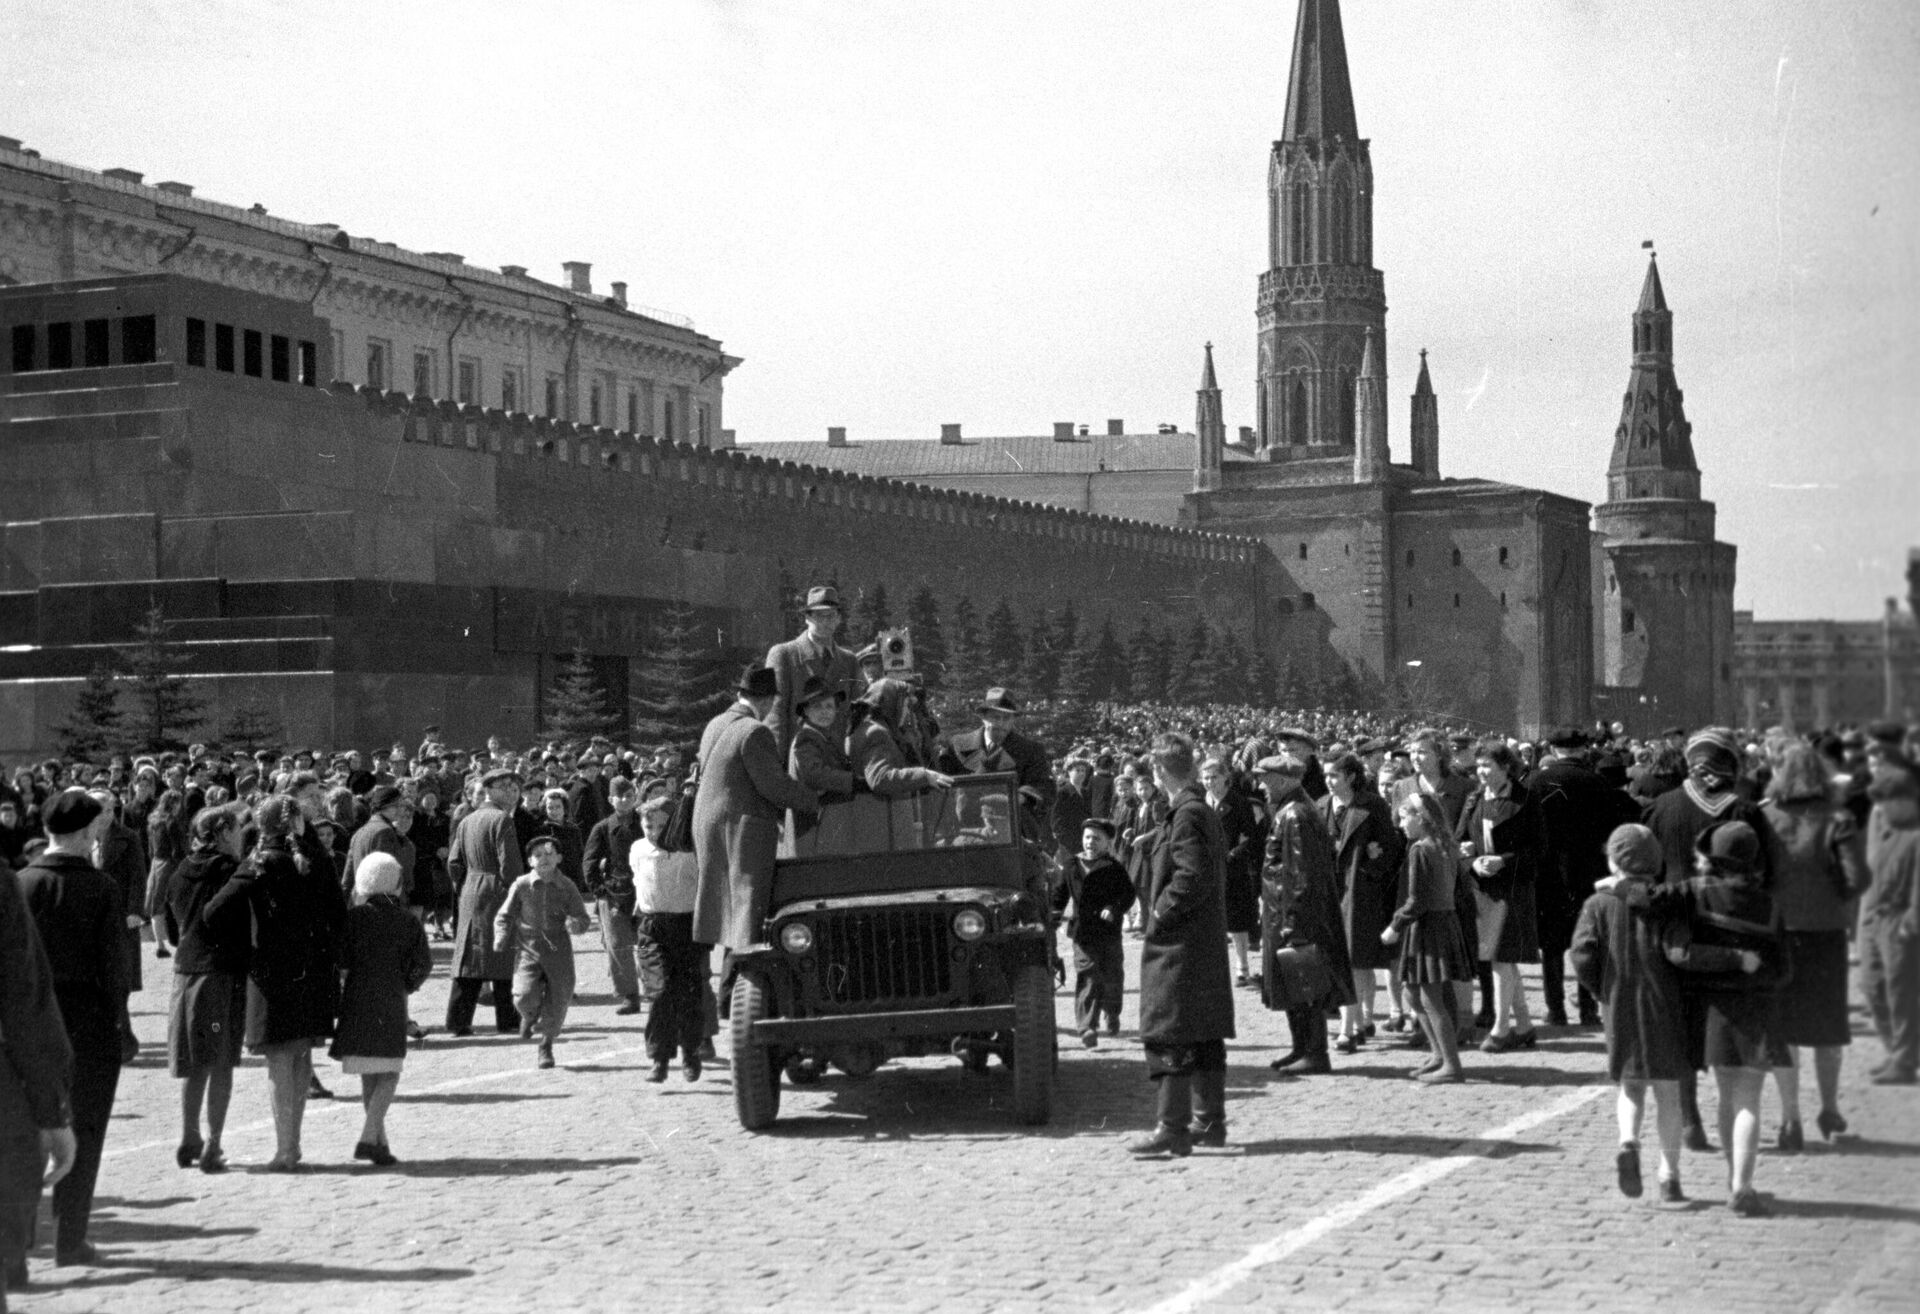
[780,922,814,954]
[953,909,987,941]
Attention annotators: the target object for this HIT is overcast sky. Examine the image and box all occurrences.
[6,0,1915,620]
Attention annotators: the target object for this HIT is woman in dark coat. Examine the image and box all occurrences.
[237,795,346,1172]
[1570,824,1691,1202]
[161,804,253,1174]
[1762,744,1871,1147]
[1321,753,1405,1050]
[1202,756,1264,985]
[330,852,432,1167]
[144,788,189,956]
[844,679,952,852]
[1130,734,1235,1157]
[1455,741,1543,1052]
[406,785,452,938]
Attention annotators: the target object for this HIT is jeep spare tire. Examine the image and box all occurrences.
[731,971,781,1131]
[1010,962,1055,1125]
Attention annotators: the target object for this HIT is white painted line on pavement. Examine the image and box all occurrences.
[104,1042,656,1160]
[1137,1083,1611,1314]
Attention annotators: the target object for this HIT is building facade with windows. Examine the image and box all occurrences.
[0,135,738,447]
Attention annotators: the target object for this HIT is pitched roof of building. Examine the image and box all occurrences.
[741,432,1207,478]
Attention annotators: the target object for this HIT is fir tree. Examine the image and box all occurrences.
[1052,600,1080,658]
[851,582,893,650]
[117,607,205,754]
[544,647,620,740]
[1092,618,1129,701]
[1045,637,1100,745]
[775,563,807,637]
[942,595,984,704]
[1018,617,1059,700]
[630,602,727,750]
[219,692,284,756]
[983,596,1025,676]
[56,664,124,762]
[1278,655,1311,708]
[905,584,948,690]
[1250,650,1281,708]
[1128,616,1167,703]
[1213,628,1250,705]
[1167,615,1215,704]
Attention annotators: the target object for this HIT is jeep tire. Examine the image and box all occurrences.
[730,971,781,1131]
[1009,962,1055,1125]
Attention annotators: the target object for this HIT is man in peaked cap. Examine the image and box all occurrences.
[764,585,862,763]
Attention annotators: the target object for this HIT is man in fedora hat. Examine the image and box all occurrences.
[765,585,861,762]
[692,666,820,955]
[938,687,1055,819]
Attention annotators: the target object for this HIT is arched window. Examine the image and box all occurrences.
[1331,176,1353,263]
[1288,379,1310,445]
[1338,370,1356,446]
[1289,182,1311,264]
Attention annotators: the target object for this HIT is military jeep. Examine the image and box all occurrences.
[728,772,1059,1131]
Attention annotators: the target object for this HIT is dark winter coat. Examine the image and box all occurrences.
[343,814,417,901]
[692,701,819,951]
[447,802,523,980]
[162,850,252,975]
[1530,755,1638,948]
[329,894,433,1062]
[1055,851,1135,948]
[1456,780,1544,963]
[1642,785,1772,887]
[238,836,345,1049]
[1569,880,1691,1081]
[1321,789,1404,971]
[1216,787,1266,936]
[1260,780,1356,1010]
[1137,784,1236,1046]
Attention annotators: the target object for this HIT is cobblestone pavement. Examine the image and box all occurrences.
[11,932,1919,1313]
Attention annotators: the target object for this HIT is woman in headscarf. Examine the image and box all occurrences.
[329,852,433,1167]
[845,678,953,851]
[160,803,253,1174]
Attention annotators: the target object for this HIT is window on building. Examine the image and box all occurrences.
[1622,609,1636,633]
[1500,591,1508,610]
[698,404,710,446]
[9,324,33,373]
[545,375,561,419]
[1453,593,1461,608]
[1288,379,1308,445]
[366,339,388,390]
[298,340,317,386]
[81,318,110,367]
[1298,543,1308,560]
[497,368,518,412]
[213,323,235,373]
[457,358,479,405]
[413,350,434,397]
[1407,593,1414,609]
[1339,371,1356,445]
[269,334,290,382]
[1451,547,1462,567]
[1331,176,1353,264]
[122,315,157,365]
[185,318,206,367]
[627,389,639,433]
[1300,591,1315,610]
[663,398,676,443]
[46,322,73,370]
[242,329,263,377]
[589,381,603,426]
[1289,182,1311,263]
[1498,546,1510,565]
[1405,548,1415,567]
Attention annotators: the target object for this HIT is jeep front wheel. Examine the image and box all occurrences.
[1009,963,1055,1125]
[730,971,781,1131]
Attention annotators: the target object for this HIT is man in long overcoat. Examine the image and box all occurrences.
[1256,741,1355,1076]
[765,585,862,762]
[692,666,819,954]
[1530,727,1636,1027]
[938,687,1056,821]
[1129,733,1235,1158]
[445,769,525,1035]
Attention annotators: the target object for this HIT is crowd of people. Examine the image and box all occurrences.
[2,585,1918,1294]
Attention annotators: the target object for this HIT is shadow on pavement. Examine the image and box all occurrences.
[53,1257,473,1288]
[385,1155,643,1178]
[396,1091,567,1105]
[1225,1134,1562,1159]
[1826,1137,1920,1159]
[88,1213,258,1245]
[1769,1198,1920,1223]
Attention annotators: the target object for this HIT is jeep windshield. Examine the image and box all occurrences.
[799,774,1019,860]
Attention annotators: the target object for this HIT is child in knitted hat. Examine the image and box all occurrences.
[1571,824,1690,1204]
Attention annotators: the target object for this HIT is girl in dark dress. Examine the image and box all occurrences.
[1383,793,1472,1083]
[160,804,252,1174]
[331,852,433,1167]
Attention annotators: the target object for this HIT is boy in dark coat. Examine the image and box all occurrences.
[1055,819,1135,1047]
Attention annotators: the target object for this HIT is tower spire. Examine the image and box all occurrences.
[1410,348,1439,478]
[1607,251,1697,504]
[1195,341,1225,492]
[1282,0,1359,141]
[1353,327,1388,483]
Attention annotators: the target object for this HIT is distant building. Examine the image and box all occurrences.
[1734,597,1920,731]
[0,134,738,445]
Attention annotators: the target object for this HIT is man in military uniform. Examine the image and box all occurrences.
[1254,740,1354,1076]
[445,768,526,1036]
[765,586,862,762]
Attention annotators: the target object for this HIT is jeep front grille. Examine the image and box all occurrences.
[817,907,953,1005]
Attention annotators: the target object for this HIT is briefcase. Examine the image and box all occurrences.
[1267,943,1334,1012]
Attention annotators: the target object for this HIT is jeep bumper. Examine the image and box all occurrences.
[751,1004,1019,1045]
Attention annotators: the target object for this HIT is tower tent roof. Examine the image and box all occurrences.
[1414,348,1434,395]
[1200,341,1219,391]
[1637,254,1668,313]
[1282,0,1360,141]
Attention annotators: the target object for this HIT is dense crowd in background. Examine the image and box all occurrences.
[3,688,1919,1296]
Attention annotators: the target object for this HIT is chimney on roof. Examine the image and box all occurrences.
[155,180,194,196]
[827,426,848,447]
[1078,425,1090,436]
[1238,425,1255,447]
[500,264,528,278]
[1107,419,1124,436]
[610,281,628,308]
[1052,421,1075,442]
[104,168,144,184]
[0,137,21,153]
[939,423,963,445]
[563,261,592,293]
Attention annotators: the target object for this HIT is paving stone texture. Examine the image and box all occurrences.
[10,931,1918,1313]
